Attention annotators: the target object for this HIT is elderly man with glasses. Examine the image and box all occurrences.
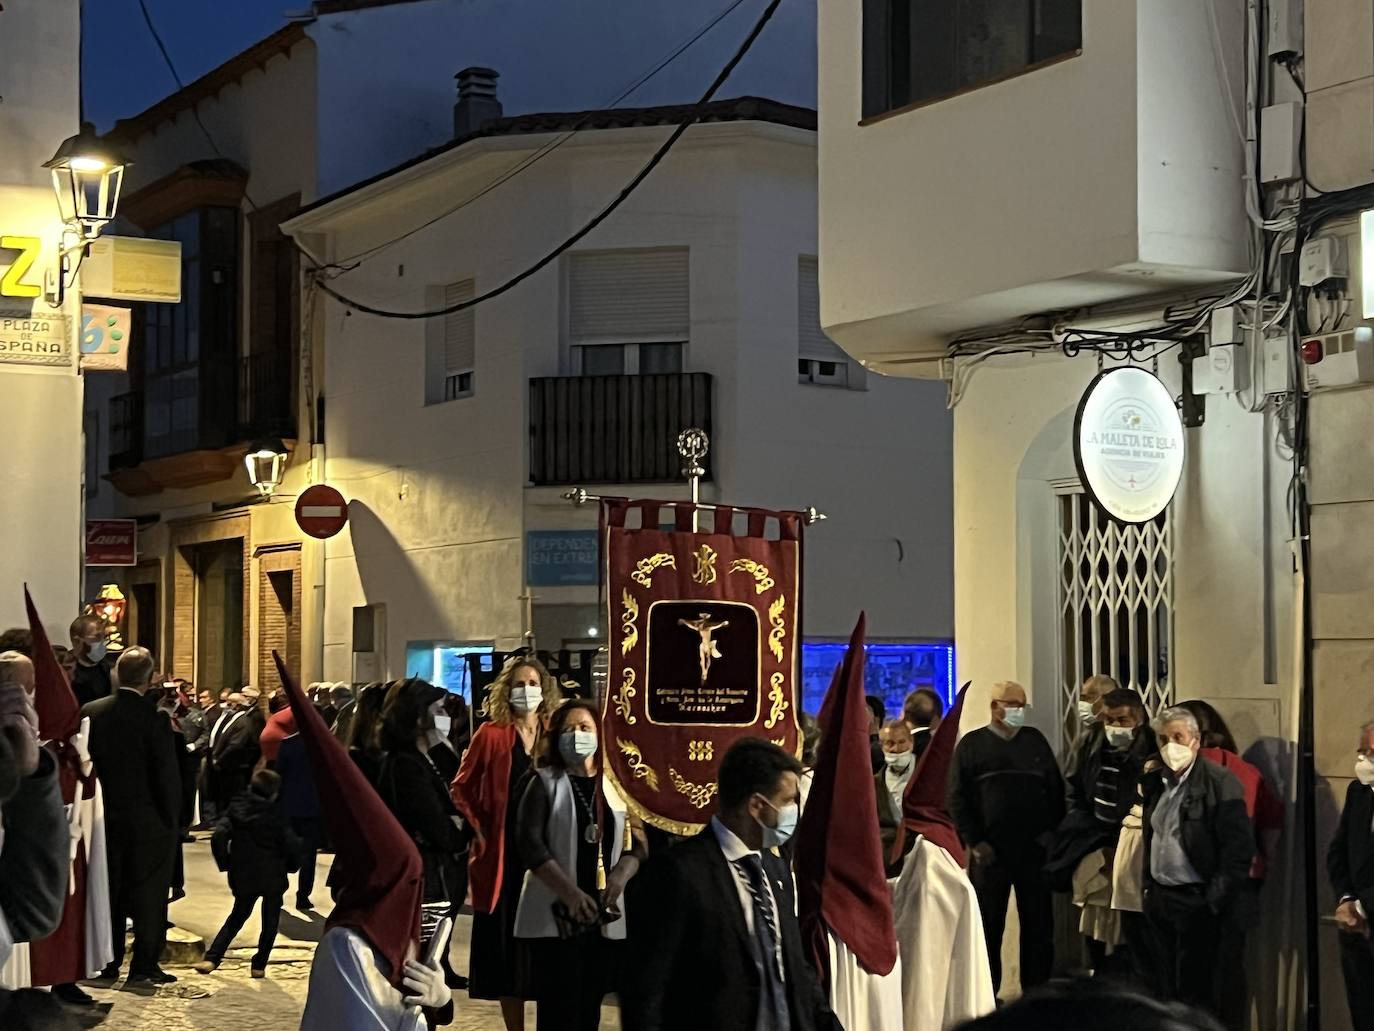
[1140,705,1253,1016]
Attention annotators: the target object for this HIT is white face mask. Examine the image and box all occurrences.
[1162,741,1195,773]
[884,749,914,773]
[1077,700,1096,725]
[1105,725,1135,748]
[510,683,543,714]
[1000,705,1026,730]
[1356,755,1374,787]
[433,714,452,737]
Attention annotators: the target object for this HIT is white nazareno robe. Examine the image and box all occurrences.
[891,835,996,1030]
[300,927,428,1031]
[826,930,904,1031]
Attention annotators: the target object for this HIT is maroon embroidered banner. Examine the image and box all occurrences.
[602,499,802,835]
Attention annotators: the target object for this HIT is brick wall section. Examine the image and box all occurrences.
[256,544,302,690]
[167,513,250,682]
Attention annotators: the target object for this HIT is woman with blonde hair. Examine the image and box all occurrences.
[450,656,559,1030]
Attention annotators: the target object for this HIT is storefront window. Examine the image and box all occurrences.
[799,640,955,719]
[404,641,494,702]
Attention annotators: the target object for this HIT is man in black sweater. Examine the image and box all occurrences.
[68,614,111,707]
[948,680,1065,995]
[1329,719,1374,1031]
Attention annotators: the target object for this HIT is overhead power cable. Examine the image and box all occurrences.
[312,0,786,321]
[328,0,750,270]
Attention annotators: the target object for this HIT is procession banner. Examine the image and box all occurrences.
[602,499,802,835]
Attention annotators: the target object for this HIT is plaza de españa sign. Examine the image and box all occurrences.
[1073,367,1185,524]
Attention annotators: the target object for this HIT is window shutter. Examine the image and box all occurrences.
[443,280,475,373]
[569,249,689,342]
[798,256,849,363]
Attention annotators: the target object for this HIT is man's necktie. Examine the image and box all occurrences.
[735,853,790,1030]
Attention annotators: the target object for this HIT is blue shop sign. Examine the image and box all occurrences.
[526,530,600,587]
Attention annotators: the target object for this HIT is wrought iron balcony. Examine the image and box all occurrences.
[529,372,712,486]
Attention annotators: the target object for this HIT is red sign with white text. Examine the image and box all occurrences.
[86,520,137,566]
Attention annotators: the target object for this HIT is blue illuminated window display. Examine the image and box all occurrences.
[405,642,495,702]
[798,641,956,720]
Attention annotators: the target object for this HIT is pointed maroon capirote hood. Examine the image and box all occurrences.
[795,613,898,980]
[274,651,423,983]
[26,585,80,743]
[900,680,971,867]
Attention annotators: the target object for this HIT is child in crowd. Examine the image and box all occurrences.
[196,769,302,978]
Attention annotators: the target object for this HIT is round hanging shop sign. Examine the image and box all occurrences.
[1073,367,1185,524]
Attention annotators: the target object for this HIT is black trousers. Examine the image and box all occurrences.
[291,818,321,901]
[105,819,174,974]
[1144,884,1222,1013]
[206,892,283,969]
[973,848,1054,993]
[1341,929,1374,1031]
[526,936,622,1031]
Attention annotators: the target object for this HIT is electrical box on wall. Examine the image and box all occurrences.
[1195,343,1248,394]
[1260,102,1304,183]
[1301,326,1374,392]
[1299,236,1348,287]
[1267,0,1302,58]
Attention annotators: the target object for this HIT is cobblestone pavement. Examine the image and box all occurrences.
[72,840,621,1031]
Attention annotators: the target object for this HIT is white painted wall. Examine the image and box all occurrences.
[292,120,950,680]
[308,0,817,196]
[0,0,84,636]
[816,0,1249,367]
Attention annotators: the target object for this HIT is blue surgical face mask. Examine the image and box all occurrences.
[86,640,107,664]
[756,797,799,849]
[1001,705,1027,730]
[559,730,597,763]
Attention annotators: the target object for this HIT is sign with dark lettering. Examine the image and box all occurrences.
[1074,368,1185,524]
[86,520,137,566]
[525,530,599,586]
[0,309,71,367]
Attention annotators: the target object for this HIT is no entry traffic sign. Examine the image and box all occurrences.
[295,484,349,539]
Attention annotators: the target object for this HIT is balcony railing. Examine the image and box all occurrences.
[108,390,143,471]
[529,372,712,486]
[239,350,295,439]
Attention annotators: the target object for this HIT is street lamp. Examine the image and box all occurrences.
[244,438,289,498]
[43,126,129,307]
[45,127,128,241]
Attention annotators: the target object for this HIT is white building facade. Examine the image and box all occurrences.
[286,97,953,708]
[0,0,87,634]
[817,0,1370,1026]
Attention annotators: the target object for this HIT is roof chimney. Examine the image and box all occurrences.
[454,67,502,139]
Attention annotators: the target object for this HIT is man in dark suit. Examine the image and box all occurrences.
[625,738,838,1031]
[1330,719,1374,1031]
[207,690,264,816]
[82,647,181,986]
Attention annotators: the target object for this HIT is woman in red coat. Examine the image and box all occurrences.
[451,657,559,1031]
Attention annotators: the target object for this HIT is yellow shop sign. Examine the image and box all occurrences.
[0,237,42,299]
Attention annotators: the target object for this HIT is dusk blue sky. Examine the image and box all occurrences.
[84,0,308,130]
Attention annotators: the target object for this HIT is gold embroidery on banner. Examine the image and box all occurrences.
[620,589,640,656]
[617,738,659,792]
[691,544,719,585]
[669,766,719,809]
[767,596,786,663]
[614,669,637,725]
[604,759,704,837]
[771,737,786,748]
[631,553,676,588]
[687,740,714,762]
[728,559,775,594]
[765,672,788,729]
